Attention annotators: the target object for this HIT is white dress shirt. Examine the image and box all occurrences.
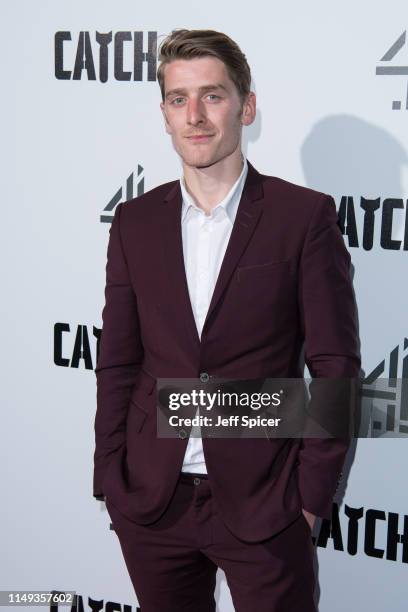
[179,155,249,473]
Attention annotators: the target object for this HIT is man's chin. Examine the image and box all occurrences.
[180,153,219,169]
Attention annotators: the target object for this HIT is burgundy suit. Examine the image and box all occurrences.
[93,159,360,609]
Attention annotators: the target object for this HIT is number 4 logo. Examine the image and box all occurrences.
[376,30,408,110]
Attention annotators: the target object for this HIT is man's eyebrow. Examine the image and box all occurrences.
[165,83,228,99]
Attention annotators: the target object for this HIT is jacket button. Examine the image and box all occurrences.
[200,372,210,382]
[179,429,187,439]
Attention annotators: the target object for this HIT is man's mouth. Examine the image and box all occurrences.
[187,135,214,141]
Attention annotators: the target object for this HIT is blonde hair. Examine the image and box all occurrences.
[157,29,251,108]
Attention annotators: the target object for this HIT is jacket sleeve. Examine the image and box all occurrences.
[297,193,361,520]
[93,201,144,499]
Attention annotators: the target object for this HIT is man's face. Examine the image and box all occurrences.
[160,56,254,169]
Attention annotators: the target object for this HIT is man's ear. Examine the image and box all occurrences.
[160,101,172,135]
[241,91,256,127]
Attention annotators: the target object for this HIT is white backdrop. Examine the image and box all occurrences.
[2,1,407,610]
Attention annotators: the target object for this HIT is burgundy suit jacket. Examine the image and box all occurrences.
[93,159,360,542]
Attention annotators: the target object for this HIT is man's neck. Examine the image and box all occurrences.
[182,149,244,215]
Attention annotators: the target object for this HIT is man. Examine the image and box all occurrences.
[93,28,360,612]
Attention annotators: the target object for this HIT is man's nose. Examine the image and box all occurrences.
[186,98,206,125]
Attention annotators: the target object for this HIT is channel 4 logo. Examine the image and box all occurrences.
[361,338,408,436]
[100,165,145,223]
[376,30,408,110]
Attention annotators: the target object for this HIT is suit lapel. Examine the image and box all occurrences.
[160,159,265,348]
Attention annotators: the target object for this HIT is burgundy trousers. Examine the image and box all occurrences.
[105,472,317,612]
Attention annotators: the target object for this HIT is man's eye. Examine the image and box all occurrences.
[170,95,220,104]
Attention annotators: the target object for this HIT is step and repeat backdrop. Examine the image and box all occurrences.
[3,1,407,610]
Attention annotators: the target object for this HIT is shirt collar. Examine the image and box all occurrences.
[180,155,248,224]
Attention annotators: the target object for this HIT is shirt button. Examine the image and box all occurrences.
[200,372,210,382]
